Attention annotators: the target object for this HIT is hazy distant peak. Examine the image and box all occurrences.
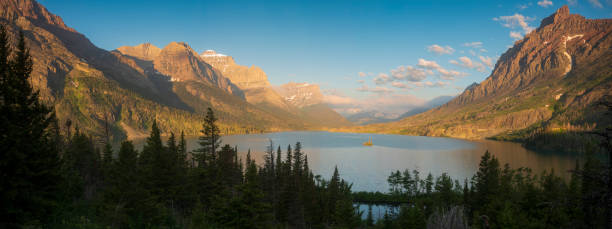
[276,82,324,108]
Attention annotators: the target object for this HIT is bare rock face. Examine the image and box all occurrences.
[0,0,75,32]
[116,43,161,61]
[200,50,295,112]
[150,42,243,97]
[200,50,270,89]
[450,5,611,106]
[276,82,325,108]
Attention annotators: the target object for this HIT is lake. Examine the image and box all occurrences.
[131,131,580,193]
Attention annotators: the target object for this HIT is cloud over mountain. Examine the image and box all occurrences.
[494,13,535,39]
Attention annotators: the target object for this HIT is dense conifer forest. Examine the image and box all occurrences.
[1,26,611,228]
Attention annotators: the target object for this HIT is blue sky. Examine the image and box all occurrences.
[39,0,611,115]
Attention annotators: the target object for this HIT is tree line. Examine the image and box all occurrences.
[353,149,610,228]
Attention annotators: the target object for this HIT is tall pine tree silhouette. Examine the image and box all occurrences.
[0,28,62,227]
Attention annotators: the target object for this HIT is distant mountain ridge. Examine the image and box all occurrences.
[341,6,612,140]
[346,95,454,125]
[0,0,351,141]
[275,82,352,127]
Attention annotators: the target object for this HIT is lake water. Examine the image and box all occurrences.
[131,131,580,193]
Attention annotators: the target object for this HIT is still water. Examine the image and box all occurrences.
[131,131,579,193]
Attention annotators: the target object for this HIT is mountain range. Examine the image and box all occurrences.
[340,6,612,143]
[1,1,609,146]
[0,0,350,141]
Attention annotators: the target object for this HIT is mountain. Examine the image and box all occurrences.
[200,50,270,89]
[343,6,612,142]
[276,82,353,127]
[398,95,454,119]
[276,82,324,108]
[345,95,454,125]
[0,0,349,141]
[199,50,292,111]
[346,111,399,125]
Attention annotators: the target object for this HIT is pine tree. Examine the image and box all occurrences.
[194,107,221,167]
[472,150,501,225]
[137,121,177,226]
[425,173,434,194]
[104,141,145,228]
[293,142,304,177]
[62,131,101,201]
[234,155,271,228]
[177,131,187,168]
[0,29,62,227]
[276,145,282,179]
[328,166,341,222]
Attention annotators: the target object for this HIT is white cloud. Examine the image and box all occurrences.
[479,56,494,67]
[357,80,365,84]
[493,13,535,38]
[589,0,603,7]
[509,31,523,40]
[567,0,577,5]
[390,65,429,82]
[373,73,391,85]
[463,42,483,48]
[480,48,488,52]
[417,58,441,69]
[537,0,554,7]
[358,72,367,77]
[451,56,487,72]
[413,81,449,88]
[469,50,476,56]
[391,81,411,89]
[438,68,469,80]
[458,56,474,68]
[427,44,455,55]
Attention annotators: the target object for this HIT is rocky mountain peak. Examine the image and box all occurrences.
[540,5,571,27]
[451,5,611,106]
[0,0,74,32]
[276,82,324,108]
[199,50,270,89]
[161,42,196,55]
[150,42,244,98]
[115,43,161,61]
[200,50,236,65]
